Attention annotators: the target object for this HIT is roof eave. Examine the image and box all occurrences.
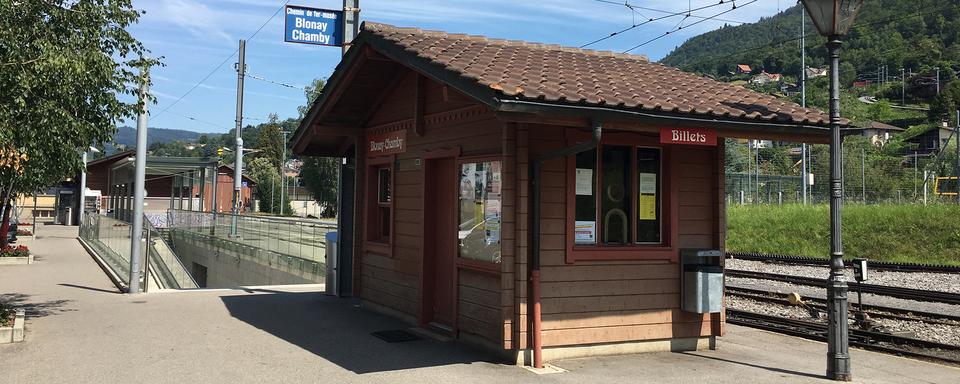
[496,99,833,144]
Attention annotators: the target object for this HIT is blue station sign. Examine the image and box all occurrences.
[284,5,343,46]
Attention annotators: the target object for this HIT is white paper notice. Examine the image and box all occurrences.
[639,173,657,194]
[576,168,593,195]
[575,221,596,243]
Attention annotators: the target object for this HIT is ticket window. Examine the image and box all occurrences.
[574,146,662,246]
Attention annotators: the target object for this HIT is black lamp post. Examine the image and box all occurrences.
[799,0,864,381]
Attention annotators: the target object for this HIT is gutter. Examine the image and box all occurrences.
[529,120,602,368]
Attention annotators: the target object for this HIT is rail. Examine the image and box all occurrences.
[726,252,960,273]
[727,309,960,366]
[726,269,960,305]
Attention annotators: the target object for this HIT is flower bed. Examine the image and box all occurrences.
[0,304,14,327]
[16,229,33,236]
[0,245,29,258]
[0,245,32,265]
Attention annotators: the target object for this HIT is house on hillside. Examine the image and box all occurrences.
[840,121,905,147]
[902,123,955,155]
[291,22,836,365]
[735,64,752,74]
[805,67,827,79]
[751,72,783,86]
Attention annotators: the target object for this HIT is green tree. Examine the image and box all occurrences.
[930,81,960,126]
[0,0,157,244]
[256,114,285,171]
[299,157,339,217]
[247,157,292,215]
[298,78,326,118]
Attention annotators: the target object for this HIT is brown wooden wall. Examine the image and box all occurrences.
[349,68,725,352]
[354,69,506,347]
[515,123,723,348]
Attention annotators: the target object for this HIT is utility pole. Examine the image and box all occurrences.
[342,0,360,56]
[901,68,906,106]
[913,151,918,199]
[128,66,150,294]
[280,130,289,216]
[801,8,808,205]
[861,148,866,203]
[936,67,941,95]
[231,39,246,237]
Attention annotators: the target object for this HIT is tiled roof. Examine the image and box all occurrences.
[363,22,836,127]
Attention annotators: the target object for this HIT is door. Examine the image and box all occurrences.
[422,157,457,330]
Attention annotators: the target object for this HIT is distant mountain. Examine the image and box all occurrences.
[111,126,202,148]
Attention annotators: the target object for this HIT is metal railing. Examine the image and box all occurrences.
[143,215,198,289]
[79,213,198,290]
[79,214,133,286]
[166,209,336,264]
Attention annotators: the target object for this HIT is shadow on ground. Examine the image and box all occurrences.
[221,290,499,374]
[0,293,74,318]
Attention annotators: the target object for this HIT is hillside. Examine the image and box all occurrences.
[661,1,960,88]
[111,126,201,148]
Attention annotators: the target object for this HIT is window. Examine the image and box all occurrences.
[458,161,501,264]
[367,164,392,244]
[574,146,663,246]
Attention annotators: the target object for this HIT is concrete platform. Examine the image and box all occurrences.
[1,225,957,383]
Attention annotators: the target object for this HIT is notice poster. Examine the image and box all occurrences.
[639,194,657,221]
[575,168,593,195]
[575,221,596,243]
[460,163,476,199]
[638,173,657,194]
[484,196,501,245]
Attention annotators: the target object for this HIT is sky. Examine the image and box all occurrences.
[130,0,792,134]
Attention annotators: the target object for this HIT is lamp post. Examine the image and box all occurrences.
[800,0,864,381]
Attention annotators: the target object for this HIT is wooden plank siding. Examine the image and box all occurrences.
[355,69,505,346]
[523,124,722,348]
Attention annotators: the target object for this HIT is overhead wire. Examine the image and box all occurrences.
[581,0,737,48]
[151,0,292,122]
[624,0,759,53]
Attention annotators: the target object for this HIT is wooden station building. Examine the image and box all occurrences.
[291,22,833,364]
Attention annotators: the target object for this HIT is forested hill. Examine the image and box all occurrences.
[661,1,960,84]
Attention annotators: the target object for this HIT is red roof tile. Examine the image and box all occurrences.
[361,22,836,127]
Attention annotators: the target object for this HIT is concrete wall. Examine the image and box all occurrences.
[169,230,324,288]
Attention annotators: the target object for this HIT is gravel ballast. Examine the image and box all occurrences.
[726,258,960,294]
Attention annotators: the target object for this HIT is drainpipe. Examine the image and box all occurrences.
[530,120,602,368]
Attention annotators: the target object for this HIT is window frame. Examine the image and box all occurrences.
[564,131,677,263]
[365,155,395,255]
[455,155,503,274]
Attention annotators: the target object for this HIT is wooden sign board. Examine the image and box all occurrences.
[659,127,718,146]
[367,130,407,156]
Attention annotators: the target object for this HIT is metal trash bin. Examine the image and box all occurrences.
[682,264,724,313]
[324,231,338,296]
[680,249,724,314]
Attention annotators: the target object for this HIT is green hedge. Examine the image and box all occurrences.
[727,204,960,265]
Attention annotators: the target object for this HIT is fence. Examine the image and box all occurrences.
[165,209,335,263]
[79,214,197,290]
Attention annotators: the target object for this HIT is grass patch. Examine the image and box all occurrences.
[726,204,960,265]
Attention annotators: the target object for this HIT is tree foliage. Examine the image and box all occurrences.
[246,157,291,215]
[662,1,960,95]
[256,114,285,171]
[0,0,157,243]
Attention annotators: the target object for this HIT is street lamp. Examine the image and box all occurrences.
[800,0,864,381]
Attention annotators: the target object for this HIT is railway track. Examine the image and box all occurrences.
[727,309,960,366]
[726,286,960,326]
[726,269,960,305]
[726,252,960,273]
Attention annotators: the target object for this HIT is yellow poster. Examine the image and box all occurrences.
[639,194,657,221]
